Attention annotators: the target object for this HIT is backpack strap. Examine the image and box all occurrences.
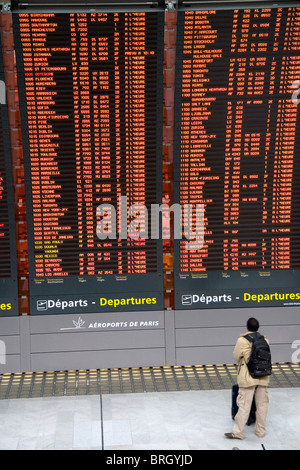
[244,333,255,343]
[244,332,261,343]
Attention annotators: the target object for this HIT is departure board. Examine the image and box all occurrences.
[13,11,164,315]
[0,34,18,317]
[174,6,300,309]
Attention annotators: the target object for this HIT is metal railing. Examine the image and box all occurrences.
[1,363,299,399]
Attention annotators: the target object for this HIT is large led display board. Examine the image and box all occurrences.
[174,5,300,309]
[13,10,164,314]
[0,33,18,317]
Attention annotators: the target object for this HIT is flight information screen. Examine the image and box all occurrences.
[174,6,300,309]
[0,34,18,317]
[13,10,164,315]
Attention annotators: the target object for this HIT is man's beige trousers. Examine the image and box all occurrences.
[233,385,269,439]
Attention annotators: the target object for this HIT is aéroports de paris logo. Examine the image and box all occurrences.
[60,317,86,331]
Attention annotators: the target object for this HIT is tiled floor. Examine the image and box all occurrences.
[0,388,299,450]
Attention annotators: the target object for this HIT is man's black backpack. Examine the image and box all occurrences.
[245,332,272,378]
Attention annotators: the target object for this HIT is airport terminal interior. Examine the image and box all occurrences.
[1,364,300,450]
[1,0,300,452]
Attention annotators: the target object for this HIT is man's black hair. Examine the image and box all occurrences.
[247,317,260,332]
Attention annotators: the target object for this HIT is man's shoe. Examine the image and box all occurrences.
[224,433,241,440]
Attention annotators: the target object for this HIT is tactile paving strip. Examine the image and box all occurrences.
[0,363,299,400]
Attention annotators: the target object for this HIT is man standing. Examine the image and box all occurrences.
[225,317,271,440]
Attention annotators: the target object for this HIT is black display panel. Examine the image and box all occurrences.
[13,11,164,314]
[174,6,300,309]
[0,34,19,317]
